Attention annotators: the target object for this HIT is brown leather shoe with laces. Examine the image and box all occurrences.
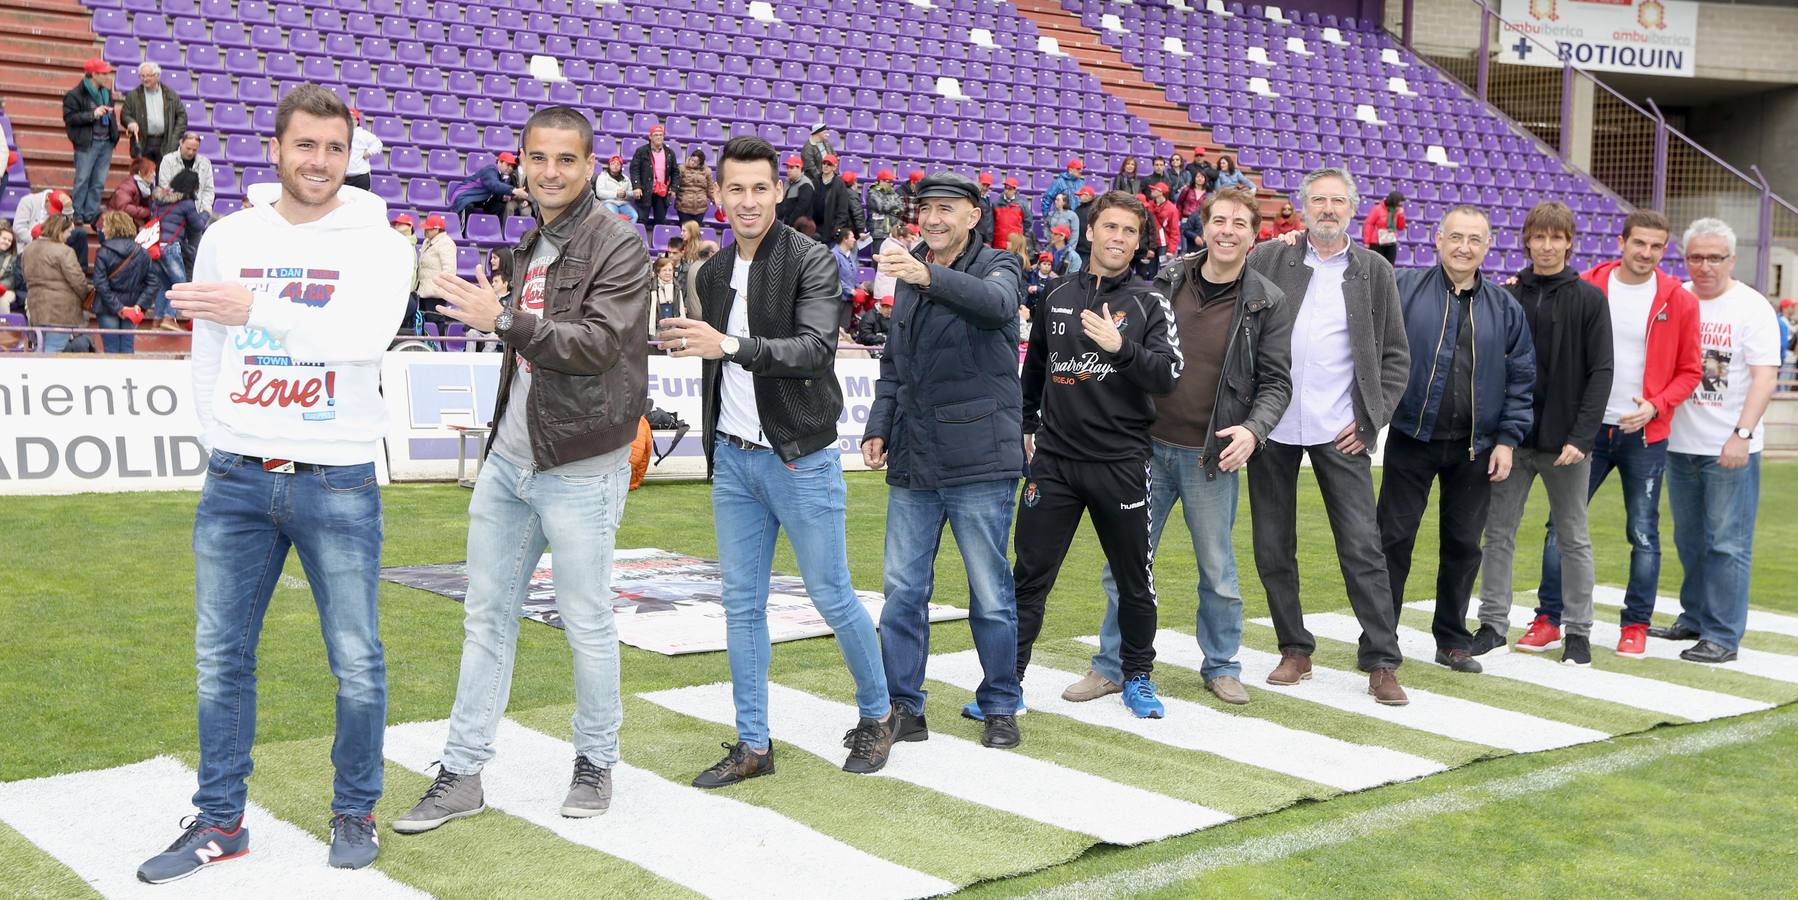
[1368,667,1409,705]
[1266,649,1312,686]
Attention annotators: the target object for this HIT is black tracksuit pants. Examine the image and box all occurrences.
[1014,450,1158,682]
[1376,432,1493,652]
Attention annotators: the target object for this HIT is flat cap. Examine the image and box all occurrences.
[913,172,982,204]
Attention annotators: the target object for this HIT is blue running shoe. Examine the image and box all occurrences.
[1122,675,1165,719]
[136,816,249,884]
[959,701,1027,722]
[328,813,380,869]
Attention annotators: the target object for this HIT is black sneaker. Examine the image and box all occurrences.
[1680,639,1738,663]
[1434,647,1483,673]
[1561,633,1592,667]
[841,715,897,775]
[692,741,775,789]
[1469,624,1507,656]
[981,714,1021,749]
[1649,622,1702,641]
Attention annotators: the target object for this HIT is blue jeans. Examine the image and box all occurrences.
[713,437,889,749]
[73,138,112,222]
[1667,451,1761,651]
[1538,426,1667,626]
[879,479,1020,717]
[603,199,639,223]
[1094,440,1244,682]
[442,450,630,773]
[96,312,135,353]
[38,331,73,353]
[191,451,385,824]
[154,243,187,319]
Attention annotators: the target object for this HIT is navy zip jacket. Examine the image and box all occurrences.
[1390,265,1536,454]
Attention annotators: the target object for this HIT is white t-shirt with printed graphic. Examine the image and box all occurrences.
[1669,280,1782,455]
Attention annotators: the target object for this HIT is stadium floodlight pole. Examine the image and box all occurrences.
[1476,0,1491,102]
[1752,164,1773,294]
[1647,97,1668,212]
[1402,0,1415,50]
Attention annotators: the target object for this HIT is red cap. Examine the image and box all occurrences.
[877,169,894,182]
[608,154,623,165]
[1067,158,1084,170]
[1037,251,1053,262]
[422,214,447,231]
[908,170,924,183]
[30,223,43,240]
[1002,176,1018,189]
[1050,225,1071,238]
[350,107,362,123]
[786,154,803,167]
[496,151,517,165]
[83,57,113,75]
[47,190,71,214]
[1150,182,1169,195]
[822,153,839,166]
[392,213,415,227]
[1782,298,1797,310]
[906,223,921,235]
[978,172,993,186]
[841,170,857,184]
[1076,186,1096,198]
[649,124,664,136]
[878,294,895,306]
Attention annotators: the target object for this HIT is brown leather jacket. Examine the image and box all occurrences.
[488,189,652,468]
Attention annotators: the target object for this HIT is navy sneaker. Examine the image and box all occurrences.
[1121,675,1166,719]
[328,813,379,869]
[959,701,1027,722]
[136,816,249,884]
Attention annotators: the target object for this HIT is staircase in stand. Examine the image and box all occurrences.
[0,0,130,194]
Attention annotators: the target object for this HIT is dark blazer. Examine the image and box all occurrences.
[1246,237,1409,451]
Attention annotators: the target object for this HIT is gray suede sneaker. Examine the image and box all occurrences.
[561,755,612,818]
[392,767,485,835]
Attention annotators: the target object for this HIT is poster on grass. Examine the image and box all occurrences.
[381,547,970,655]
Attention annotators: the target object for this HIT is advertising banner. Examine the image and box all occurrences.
[1497,0,1698,78]
[0,358,210,495]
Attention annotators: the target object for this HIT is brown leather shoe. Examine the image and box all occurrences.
[691,741,775,789]
[842,714,897,774]
[1368,667,1409,706]
[1266,649,1312,686]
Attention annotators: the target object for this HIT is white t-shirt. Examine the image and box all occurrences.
[347,126,383,177]
[715,254,767,445]
[1603,271,1657,425]
[1669,280,1782,455]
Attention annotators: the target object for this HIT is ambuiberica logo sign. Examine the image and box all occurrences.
[1499,0,1698,78]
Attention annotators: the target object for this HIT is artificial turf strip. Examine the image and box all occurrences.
[0,820,102,900]
[508,699,1093,887]
[204,737,699,900]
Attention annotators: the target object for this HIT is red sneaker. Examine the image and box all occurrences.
[1515,614,1562,653]
[1616,623,1648,658]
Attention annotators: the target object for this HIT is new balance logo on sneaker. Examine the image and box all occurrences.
[137,816,249,884]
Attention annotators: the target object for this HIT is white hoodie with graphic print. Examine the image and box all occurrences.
[189,182,413,465]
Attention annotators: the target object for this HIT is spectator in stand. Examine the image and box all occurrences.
[1110,157,1142,198]
[1168,151,1193,197]
[1180,202,1206,254]
[92,209,157,353]
[391,214,420,334]
[63,57,121,225]
[414,213,457,332]
[675,148,714,225]
[1363,191,1404,265]
[975,172,996,248]
[853,292,891,347]
[651,255,679,336]
[801,121,834,184]
[345,108,383,192]
[20,214,90,352]
[107,157,159,226]
[12,188,70,249]
[1778,298,1794,365]
[811,154,855,244]
[0,224,20,314]
[867,169,902,245]
[792,216,817,241]
[778,154,815,227]
[833,225,859,332]
[1213,156,1251,192]
[992,176,1031,250]
[1265,201,1303,238]
[1190,152,1219,192]
[842,170,864,240]
[450,151,528,222]
[1147,182,1180,258]
[1040,158,1086,217]
[1024,250,1055,317]
[898,170,924,228]
[1175,176,1203,220]
[630,123,678,227]
[1006,232,1030,276]
[120,62,186,165]
[1072,185,1096,259]
[594,154,637,222]
[392,213,415,239]
[149,169,208,331]
[1048,224,1080,276]
[1147,157,1170,193]
[470,246,513,350]
[158,132,216,215]
[1046,190,1080,248]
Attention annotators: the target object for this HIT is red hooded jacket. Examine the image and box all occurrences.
[1581,260,1702,444]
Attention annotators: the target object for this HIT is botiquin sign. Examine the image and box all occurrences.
[1498,0,1698,78]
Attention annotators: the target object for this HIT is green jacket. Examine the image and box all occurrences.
[120,85,188,144]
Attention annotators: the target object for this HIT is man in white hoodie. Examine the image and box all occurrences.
[136,84,411,885]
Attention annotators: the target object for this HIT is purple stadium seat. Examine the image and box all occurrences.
[426,149,463,178]
[224,134,264,164]
[406,179,444,207]
[389,145,427,175]
[464,213,503,244]
[370,175,405,204]
[503,216,533,242]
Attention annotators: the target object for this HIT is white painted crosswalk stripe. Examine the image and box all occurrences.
[1440,603,1798,686]
[383,718,955,900]
[1280,614,1774,722]
[1585,585,1798,639]
[0,757,430,900]
[642,682,1234,845]
[927,650,1446,791]
[1078,631,1613,753]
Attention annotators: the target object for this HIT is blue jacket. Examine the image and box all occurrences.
[92,236,157,316]
[1391,265,1536,453]
[449,164,514,209]
[864,237,1024,489]
[1039,172,1087,216]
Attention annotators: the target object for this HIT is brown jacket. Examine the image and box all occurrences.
[21,239,91,327]
[489,188,651,468]
[675,160,713,216]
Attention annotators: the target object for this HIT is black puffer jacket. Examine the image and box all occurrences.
[698,221,845,468]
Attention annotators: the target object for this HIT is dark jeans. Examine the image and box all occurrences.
[1249,439,1403,671]
[1376,432,1492,652]
[1014,451,1158,681]
[1372,243,1398,264]
[636,194,669,228]
[1537,425,1667,627]
[344,173,372,191]
[676,211,704,226]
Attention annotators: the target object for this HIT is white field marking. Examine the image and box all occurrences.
[1417,602,1798,686]
[1076,632,1611,753]
[1580,584,1798,639]
[1270,614,1773,722]
[641,682,1233,844]
[0,757,429,899]
[277,574,309,591]
[382,718,954,900]
[1024,710,1796,900]
[928,650,1445,791]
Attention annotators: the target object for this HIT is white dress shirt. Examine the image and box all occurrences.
[1270,240,1357,446]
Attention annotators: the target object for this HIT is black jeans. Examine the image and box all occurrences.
[1376,432,1492,652]
[1248,438,1403,670]
[344,173,372,191]
[636,194,670,228]
[1014,451,1158,681]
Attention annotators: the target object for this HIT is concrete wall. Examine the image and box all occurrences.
[1684,86,1798,204]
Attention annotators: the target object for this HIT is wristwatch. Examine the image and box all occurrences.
[1734,426,1754,440]
[720,335,740,359]
[493,310,514,335]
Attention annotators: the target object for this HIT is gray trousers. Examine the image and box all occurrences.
[1477,448,1595,636]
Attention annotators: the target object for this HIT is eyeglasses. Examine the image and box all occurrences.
[1686,254,1733,267]
[1441,233,1489,248]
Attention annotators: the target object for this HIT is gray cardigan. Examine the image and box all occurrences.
[1245,237,1409,451]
